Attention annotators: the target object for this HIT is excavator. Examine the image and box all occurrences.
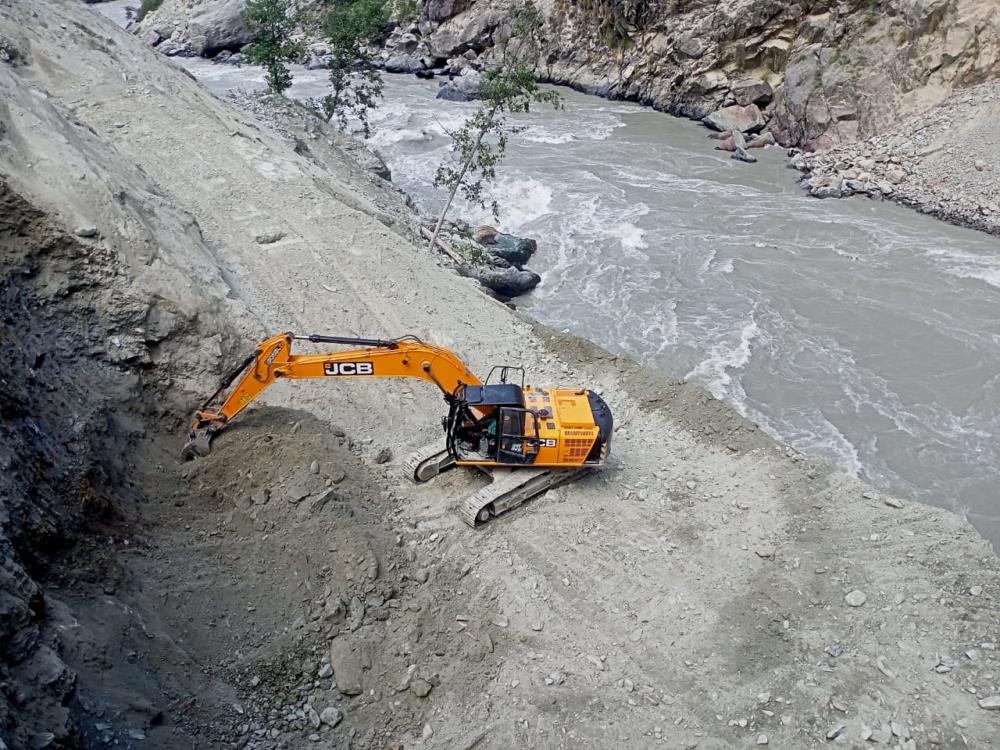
[183,332,613,527]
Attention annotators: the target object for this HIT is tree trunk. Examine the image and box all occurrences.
[428,115,493,256]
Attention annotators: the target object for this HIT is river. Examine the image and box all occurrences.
[94,2,1000,551]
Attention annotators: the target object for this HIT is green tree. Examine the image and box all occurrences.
[324,0,390,137]
[428,2,561,254]
[243,0,304,96]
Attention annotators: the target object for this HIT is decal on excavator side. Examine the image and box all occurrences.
[324,362,374,376]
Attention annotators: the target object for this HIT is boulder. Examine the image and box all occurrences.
[423,0,470,22]
[703,104,766,134]
[468,266,540,297]
[187,0,253,57]
[436,70,482,102]
[488,233,536,268]
[474,225,499,244]
[731,78,773,106]
[385,54,425,73]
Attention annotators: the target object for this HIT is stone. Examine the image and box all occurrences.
[488,233,536,268]
[826,723,845,740]
[329,640,364,695]
[474,225,499,244]
[75,225,99,238]
[969,585,983,596]
[703,105,765,134]
[384,54,425,73]
[413,568,430,584]
[436,70,482,102]
[467,266,541,297]
[884,496,904,508]
[307,707,321,729]
[757,735,768,745]
[978,695,1000,710]
[747,132,776,149]
[251,487,270,505]
[187,0,254,56]
[310,460,320,474]
[286,483,311,504]
[255,230,285,245]
[318,662,333,679]
[319,707,343,727]
[675,35,706,58]
[844,590,867,607]
[731,78,773,106]
[410,678,433,698]
[375,447,392,464]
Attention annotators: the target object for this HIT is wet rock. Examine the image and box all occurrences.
[487,233,536,268]
[703,105,765,134]
[384,54,424,73]
[436,70,482,102]
[467,266,541,297]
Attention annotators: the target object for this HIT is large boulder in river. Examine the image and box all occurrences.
[703,104,766,134]
[488,233,536,268]
[384,53,425,73]
[436,70,482,102]
[467,266,541,297]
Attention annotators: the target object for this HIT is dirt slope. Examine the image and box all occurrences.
[1,1,998,748]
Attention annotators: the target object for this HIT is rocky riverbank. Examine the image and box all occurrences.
[791,80,1000,236]
[133,0,1000,152]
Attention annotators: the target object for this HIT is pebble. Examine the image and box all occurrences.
[310,460,320,474]
[756,692,770,704]
[413,568,429,584]
[883,496,905,508]
[969,585,983,596]
[844,590,867,607]
[422,724,434,739]
[757,734,768,745]
[375,447,392,464]
[75,225,99,238]
[410,678,433,698]
[826,723,845,740]
[255,230,285,244]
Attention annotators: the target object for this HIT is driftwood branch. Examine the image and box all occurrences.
[419,225,466,264]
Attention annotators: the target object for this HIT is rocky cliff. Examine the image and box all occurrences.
[414,0,1000,148]
[135,0,1000,149]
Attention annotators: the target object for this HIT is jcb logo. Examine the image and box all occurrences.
[540,438,557,448]
[324,362,374,376]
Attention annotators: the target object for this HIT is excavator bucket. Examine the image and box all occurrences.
[181,427,214,461]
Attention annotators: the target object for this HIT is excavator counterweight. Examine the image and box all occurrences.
[183,333,612,526]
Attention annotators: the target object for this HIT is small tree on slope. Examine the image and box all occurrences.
[428,1,562,255]
[324,0,390,138]
[243,0,304,96]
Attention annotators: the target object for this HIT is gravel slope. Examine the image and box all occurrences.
[1,1,998,747]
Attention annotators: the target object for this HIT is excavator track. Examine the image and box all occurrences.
[459,468,592,528]
[402,443,457,483]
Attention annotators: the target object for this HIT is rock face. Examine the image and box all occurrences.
[405,0,1000,149]
[131,0,252,57]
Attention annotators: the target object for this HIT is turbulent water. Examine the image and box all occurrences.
[93,0,999,550]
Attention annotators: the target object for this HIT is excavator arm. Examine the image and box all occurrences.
[182,332,482,459]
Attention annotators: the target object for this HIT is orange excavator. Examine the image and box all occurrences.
[183,332,613,526]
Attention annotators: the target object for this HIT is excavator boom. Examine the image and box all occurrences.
[183,332,481,458]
